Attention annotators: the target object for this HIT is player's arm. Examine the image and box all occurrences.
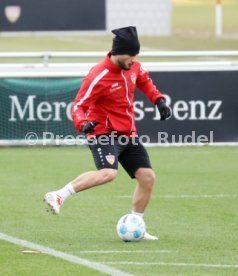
[71,75,103,132]
[136,65,172,120]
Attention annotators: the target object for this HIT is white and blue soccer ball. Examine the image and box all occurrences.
[116,214,146,242]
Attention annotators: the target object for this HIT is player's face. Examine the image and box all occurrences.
[115,55,137,70]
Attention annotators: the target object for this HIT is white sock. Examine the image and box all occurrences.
[131,210,144,218]
[56,182,75,201]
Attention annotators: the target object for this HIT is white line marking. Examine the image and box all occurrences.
[79,250,177,254]
[0,232,132,276]
[105,262,238,269]
[117,194,238,199]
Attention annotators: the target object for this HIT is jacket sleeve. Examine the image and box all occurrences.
[71,75,104,132]
[136,65,165,104]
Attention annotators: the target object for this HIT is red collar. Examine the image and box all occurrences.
[103,52,122,73]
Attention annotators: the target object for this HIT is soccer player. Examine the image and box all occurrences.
[44,26,171,240]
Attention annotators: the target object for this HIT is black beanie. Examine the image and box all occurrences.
[111,26,140,56]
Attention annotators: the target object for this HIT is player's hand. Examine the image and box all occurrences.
[82,121,99,134]
[155,98,172,120]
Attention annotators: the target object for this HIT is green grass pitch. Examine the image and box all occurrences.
[0,146,237,275]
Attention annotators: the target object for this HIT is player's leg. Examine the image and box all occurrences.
[44,135,118,214]
[133,168,155,213]
[118,140,154,213]
[133,168,158,240]
[118,138,158,240]
[44,168,117,215]
[69,168,117,193]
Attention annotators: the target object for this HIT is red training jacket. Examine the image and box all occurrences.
[71,53,165,137]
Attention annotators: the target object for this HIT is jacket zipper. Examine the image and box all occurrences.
[121,70,133,133]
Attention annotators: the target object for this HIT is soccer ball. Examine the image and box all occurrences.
[116,214,146,242]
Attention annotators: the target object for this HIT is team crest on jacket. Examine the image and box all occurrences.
[106,154,115,165]
[131,73,137,84]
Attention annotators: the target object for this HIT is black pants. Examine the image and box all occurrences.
[88,135,152,178]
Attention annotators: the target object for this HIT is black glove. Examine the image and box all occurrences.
[155,98,172,120]
[82,121,99,134]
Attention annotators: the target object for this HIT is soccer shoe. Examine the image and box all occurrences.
[143,232,159,241]
[44,192,63,215]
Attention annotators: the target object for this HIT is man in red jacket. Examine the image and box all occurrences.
[44,26,171,240]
